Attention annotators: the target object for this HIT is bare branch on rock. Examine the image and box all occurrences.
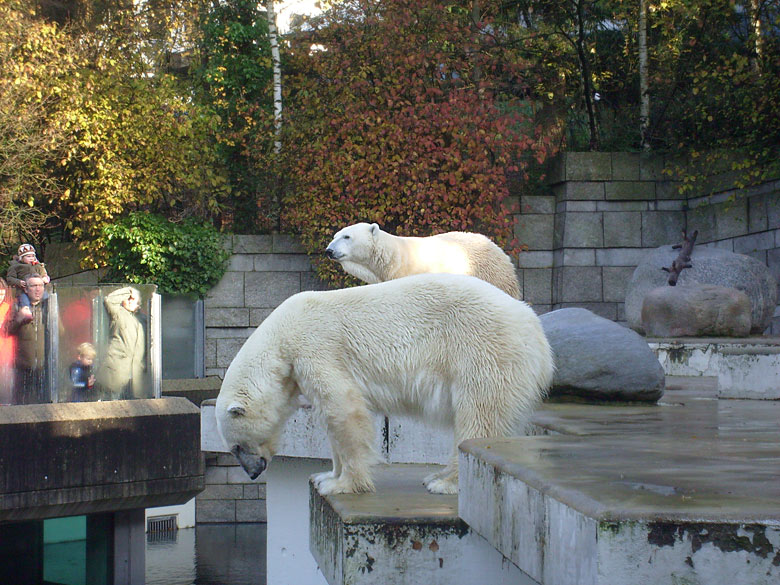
[661,229,698,286]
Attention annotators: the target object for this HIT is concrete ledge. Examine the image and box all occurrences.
[649,337,780,399]
[310,464,533,585]
[201,399,451,464]
[460,396,780,585]
[0,398,204,522]
[162,376,222,406]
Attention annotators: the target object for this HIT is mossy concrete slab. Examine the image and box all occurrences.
[310,464,533,585]
[460,380,780,585]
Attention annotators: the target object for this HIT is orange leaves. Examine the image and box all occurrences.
[276,0,556,285]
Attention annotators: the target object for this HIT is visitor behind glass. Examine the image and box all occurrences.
[0,278,15,403]
[7,274,48,404]
[95,286,147,399]
[70,342,97,402]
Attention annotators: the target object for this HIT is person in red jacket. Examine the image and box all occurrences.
[0,278,15,403]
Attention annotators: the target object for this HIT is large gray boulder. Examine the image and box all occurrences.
[540,308,665,402]
[626,246,777,334]
[641,284,752,338]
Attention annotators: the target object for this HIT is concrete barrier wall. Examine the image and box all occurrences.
[0,398,204,523]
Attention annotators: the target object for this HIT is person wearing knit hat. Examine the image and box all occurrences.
[6,243,51,311]
[17,244,35,258]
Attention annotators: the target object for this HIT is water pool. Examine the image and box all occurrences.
[146,523,267,585]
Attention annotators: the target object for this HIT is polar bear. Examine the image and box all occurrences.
[215,273,553,495]
[325,222,521,299]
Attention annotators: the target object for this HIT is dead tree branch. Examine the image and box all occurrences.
[662,229,698,286]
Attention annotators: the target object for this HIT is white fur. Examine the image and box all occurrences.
[215,273,553,495]
[326,222,521,299]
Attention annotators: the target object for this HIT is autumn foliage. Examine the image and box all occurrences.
[0,2,231,268]
[280,0,553,284]
[4,0,777,288]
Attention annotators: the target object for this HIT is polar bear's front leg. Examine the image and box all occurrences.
[312,439,342,488]
[316,397,378,495]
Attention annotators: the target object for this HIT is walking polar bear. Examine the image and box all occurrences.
[326,222,521,299]
[216,273,553,495]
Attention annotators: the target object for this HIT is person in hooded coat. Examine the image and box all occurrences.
[95,286,147,399]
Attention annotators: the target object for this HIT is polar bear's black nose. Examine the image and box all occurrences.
[231,445,267,480]
[249,458,267,480]
[325,248,336,259]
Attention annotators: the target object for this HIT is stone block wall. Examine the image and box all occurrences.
[203,159,779,375]
[197,453,267,523]
[204,234,328,378]
[690,182,780,335]
[514,152,780,333]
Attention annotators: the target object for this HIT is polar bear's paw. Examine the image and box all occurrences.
[312,471,335,487]
[423,468,446,484]
[424,476,458,494]
[317,475,375,495]
[423,465,457,493]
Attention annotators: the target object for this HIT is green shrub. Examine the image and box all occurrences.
[102,213,229,297]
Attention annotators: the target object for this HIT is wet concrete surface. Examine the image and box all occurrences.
[321,464,459,524]
[314,376,780,524]
[308,375,780,584]
[464,376,780,523]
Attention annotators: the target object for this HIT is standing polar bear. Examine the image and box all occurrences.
[216,273,553,495]
[326,222,521,299]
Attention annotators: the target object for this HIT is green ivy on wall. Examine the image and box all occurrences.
[102,213,230,298]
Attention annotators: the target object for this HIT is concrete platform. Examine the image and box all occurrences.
[0,398,204,522]
[310,464,532,585]
[460,377,780,585]
[205,376,780,585]
[650,337,780,399]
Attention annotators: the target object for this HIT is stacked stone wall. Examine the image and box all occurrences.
[204,234,328,378]
[203,158,779,377]
[514,152,780,333]
[197,453,267,523]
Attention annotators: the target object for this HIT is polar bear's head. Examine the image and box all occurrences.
[325,222,382,284]
[215,347,299,480]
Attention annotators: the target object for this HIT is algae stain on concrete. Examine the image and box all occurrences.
[648,522,776,558]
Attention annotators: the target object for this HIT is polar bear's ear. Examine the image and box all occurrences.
[227,402,246,417]
[369,223,379,237]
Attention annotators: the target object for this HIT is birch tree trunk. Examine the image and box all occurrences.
[639,0,649,149]
[749,0,763,74]
[266,0,282,154]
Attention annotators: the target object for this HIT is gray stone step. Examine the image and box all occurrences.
[309,463,535,585]
[460,392,780,585]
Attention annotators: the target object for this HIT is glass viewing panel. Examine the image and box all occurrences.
[2,283,160,404]
[161,295,204,379]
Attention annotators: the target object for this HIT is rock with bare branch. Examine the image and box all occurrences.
[661,229,698,286]
[626,245,777,334]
